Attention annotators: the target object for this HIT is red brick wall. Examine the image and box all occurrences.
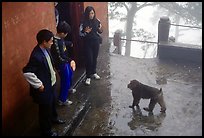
[2,2,56,135]
[84,2,109,44]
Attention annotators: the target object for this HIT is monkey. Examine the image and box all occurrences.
[127,80,166,113]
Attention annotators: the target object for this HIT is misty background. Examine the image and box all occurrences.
[108,2,202,58]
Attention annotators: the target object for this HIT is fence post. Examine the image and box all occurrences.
[158,17,171,44]
[113,32,121,54]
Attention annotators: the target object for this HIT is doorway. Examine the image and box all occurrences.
[55,2,86,86]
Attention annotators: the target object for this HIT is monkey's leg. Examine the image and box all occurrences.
[158,95,166,113]
[134,98,141,110]
[129,98,140,109]
[143,99,157,112]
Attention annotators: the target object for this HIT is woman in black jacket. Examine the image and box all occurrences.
[79,6,103,85]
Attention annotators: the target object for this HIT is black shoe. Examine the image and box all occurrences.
[52,119,66,124]
[42,131,58,136]
[50,131,58,136]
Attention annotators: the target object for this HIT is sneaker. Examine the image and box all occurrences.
[93,73,100,80]
[58,100,72,106]
[85,78,91,85]
[58,100,64,106]
[66,100,73,105]
[69,88,76,94]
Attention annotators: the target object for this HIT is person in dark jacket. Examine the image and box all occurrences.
[23,29,66,136]
[54,2,59,27]
[79,6,103,85]
[51,21,76,106]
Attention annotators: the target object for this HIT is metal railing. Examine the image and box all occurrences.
[110,17,202,55]
[109,37,158,44]
[170,23,202,29]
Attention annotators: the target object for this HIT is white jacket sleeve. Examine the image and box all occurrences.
[23,72,42,89]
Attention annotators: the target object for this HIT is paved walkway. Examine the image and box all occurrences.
[73,53,202,136]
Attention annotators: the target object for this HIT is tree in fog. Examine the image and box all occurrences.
[158,2,202,26]
[109,2,202,56]
[151,2,202,42]
[109,2,158,56]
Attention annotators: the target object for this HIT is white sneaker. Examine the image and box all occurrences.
[58,100,72,106]
[85,78,91,85]
[69,88,76,94]
[66,99,73,105]
[93,73,100,80]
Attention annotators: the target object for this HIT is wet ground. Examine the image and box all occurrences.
[73,51,202,136]
[23,42,202,136]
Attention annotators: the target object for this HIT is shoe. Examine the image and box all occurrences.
[85,78,91,85]
[93,73,100,80]
[51,132,58,136]
[42,131,58,136]
[52,119,66,124]
[69,88,76,94]
[66,99,73,105]
[58,99,72,106]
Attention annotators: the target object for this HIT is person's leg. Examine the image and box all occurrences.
[51,84,58,120]
[84,43,93,78]
[58,63,70,102]
[91,40,100,75]
[39,104,52,135]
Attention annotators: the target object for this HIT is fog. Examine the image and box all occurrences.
[108,2,202,58]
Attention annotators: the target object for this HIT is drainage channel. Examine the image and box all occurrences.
[64,72,91,136]
[64,98,91,136]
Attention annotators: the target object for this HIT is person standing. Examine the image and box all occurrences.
[54,2,59,27]
[23,29,65,136]
[79,6,103,85]
[51,21,76,106]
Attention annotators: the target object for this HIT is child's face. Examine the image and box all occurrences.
[89,10,95,20]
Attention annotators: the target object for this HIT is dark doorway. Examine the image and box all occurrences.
[56,2,86,86]
[56,2,73,58]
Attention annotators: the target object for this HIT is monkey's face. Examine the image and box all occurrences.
[127,80,140,90]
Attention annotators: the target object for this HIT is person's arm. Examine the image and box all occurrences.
[79,24,92,37]
[23,56,43,89]
[79,24,87,37]
[65,40,73,48]
[98,24,103,34]
[53,38,70,64]
[97,19,103,34]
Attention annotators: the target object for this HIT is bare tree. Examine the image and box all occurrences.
[109,2,202,56]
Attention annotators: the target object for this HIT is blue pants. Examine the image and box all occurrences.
[58,63,73,102]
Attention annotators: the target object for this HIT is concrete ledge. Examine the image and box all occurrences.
[22,72,91,136]
[158,43,202,65]
[63,99,91,136]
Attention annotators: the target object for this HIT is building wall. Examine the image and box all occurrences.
[2,2,56,135]
[2,2,109,136]
[84,2,109,44]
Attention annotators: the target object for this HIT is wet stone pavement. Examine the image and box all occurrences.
[73,52,202,136]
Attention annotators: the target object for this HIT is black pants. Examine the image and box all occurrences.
[84,39,100,78]
[38,85,58,134]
